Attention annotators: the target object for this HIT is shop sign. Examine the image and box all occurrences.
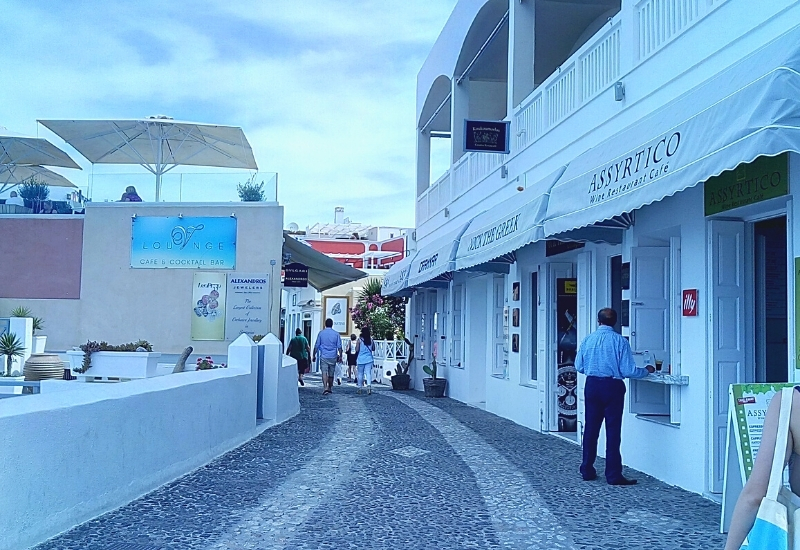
[323,296,349,334]
[682,289,698,316]
[545,240,585,257]
[704,154,788,216]
[463,120,510,154]
[283,262,309,288]
[131,216,236,269]
[191,272,227,341]
[721,383,796,530]
[225,274,269,341]
[795,258,800,369]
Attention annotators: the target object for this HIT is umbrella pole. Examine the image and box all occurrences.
[155,172,162,202]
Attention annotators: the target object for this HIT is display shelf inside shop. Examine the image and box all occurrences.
[642,372,689,386]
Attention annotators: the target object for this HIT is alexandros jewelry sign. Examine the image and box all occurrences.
[131,216,237,269]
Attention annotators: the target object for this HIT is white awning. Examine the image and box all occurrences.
[545,25,800,237]
[455,168,564,271]
[407,224,470,288]
[381,252,416,296]
[283,234,367,291]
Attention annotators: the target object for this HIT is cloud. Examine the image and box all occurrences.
[0,0,457,227]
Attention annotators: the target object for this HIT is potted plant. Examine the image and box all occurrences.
[10,306,46,353]
[422,355,446,398]
[19,179,50,213]
[390,338,414,391]
[0,332,25,377]
[67,340,160,379]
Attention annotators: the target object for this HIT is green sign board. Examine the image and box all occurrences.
[722,383,796,532]
[704,154,788,216]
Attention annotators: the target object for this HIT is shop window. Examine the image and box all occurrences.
[451,284,465,368]
[492,275,508,377]
[530,272,538,381]
[628,240,683,424]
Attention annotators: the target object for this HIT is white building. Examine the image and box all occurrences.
[384,0,800,498]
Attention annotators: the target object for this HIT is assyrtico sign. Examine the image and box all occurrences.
[703,154,788,216]
[586,131,682,206]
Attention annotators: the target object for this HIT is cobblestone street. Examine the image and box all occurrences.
[35,377,727,550]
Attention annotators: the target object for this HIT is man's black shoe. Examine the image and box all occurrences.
[608,477,637,486]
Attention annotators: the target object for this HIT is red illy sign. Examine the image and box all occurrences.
[682,289,698,316]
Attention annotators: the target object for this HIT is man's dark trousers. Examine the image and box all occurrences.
[580,376,626,482]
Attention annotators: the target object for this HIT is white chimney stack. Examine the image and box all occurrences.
[334,207,345,223]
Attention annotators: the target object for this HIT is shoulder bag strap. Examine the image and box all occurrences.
[767,387,794,500]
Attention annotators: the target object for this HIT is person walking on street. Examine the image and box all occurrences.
[576,308,654,485]
[286,328,311,386]
[345,334,358,382]
[355,326,376,395]
[313,318,342,395]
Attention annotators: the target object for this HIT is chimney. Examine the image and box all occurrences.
[334,207,345,223]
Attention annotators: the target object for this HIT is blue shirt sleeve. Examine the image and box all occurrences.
[618,338,649,379]
[575,340,585,374]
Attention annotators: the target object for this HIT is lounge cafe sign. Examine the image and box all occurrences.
[131,216,237,269]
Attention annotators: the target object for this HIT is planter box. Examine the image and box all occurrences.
[66,351,162,379]
[423,378,447,398]
[31,335,47,354]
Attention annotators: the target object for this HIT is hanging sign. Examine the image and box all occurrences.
[323,296,349,335]
[545,240,585,257]
[682,289,698,316]
[131,216,237,269]
[720,383,795,533]
[225,274,270,340]
[283,262,309,288]
[191,272,227,340]
[464,120,510,154]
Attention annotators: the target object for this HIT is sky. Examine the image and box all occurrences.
[0,0,457,228]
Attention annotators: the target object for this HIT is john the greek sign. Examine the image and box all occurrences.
[467,214,520,252]
[131,216,237,269]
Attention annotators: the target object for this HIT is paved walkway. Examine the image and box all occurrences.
[34,376,727,550]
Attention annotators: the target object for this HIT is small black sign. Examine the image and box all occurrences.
[464,120,510,154]
[283,262,309,288]
[621,262,631,290]
[545,240,585,257]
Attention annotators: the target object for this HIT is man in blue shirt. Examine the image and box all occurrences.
[313,318,343,395]
[575,308,654,485]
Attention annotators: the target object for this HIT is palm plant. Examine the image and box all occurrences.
[0,332,25,376]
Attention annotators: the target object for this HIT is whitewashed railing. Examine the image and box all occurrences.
[581,23,621,102]
[546,63,577,126]
[637,0,701,60]
[420,0,723,227]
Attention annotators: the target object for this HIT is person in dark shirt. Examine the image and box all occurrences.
[286,328,310,386]
[120,186,142,202]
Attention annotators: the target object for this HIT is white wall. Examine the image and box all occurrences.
[0,336,264,550]
[0,202,284,355]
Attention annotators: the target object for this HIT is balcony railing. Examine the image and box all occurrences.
[417,0,729,228]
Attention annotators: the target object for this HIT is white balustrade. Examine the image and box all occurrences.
[514,93,543,151]
[580,24,621,102]
[451,155,470,198]
[470,152,503,186]
[546,63,577,126]
[637,0,700,60]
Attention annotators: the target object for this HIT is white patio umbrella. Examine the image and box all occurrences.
[38,116,259,201]
[0,164,77,195]
[0,128,82,169]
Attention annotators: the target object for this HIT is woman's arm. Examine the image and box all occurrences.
[724,393,792,549]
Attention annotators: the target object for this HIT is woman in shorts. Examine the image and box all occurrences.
[345,333,358,382]
[356,326,375,395]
